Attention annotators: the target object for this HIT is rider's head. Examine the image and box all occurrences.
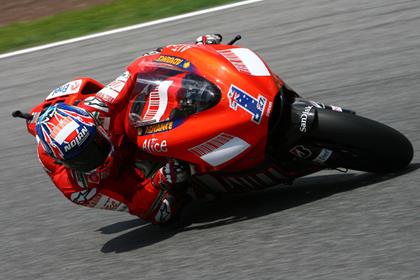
[35,103,113,173]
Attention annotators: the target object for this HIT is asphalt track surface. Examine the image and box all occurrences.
[1,0,419,279]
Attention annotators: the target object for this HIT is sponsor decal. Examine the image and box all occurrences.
[217,48,270,76]
[63,126,90,152]
[108,71,129,92]
[143,86,161,121]
[117,71,130,82]
[142,80,172,124]
[189,133,250,167]
[138,120,174,135]
[46,79,82,100]
[70,188,97,203]
[228,85,267,124]
[142,138,168,153]
[289,145,312,159]
[83,96,109,112]
[299,105,313,133]
[96,71,130,103]
[49,116,77,142]
[218,49,251,74]
[313,148,333,164]
[85,193,128,211]
[108,80,125,92]
[155,55,193,71]
[144,121,172,134]
[97,87,118,103]
[167,44,194,53]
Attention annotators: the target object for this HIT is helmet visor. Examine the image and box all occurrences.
[63,130,111,172]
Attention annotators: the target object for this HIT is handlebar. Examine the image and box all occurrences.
[12,110,33,121]
[227,35,242,45]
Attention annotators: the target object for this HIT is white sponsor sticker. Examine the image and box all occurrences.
[96,71,130,103]
[108,80,126,92]
[189,133,250,167]
[117,71,130,83]
[88,193,128,211]
[97,87,119,102]
[46,79,82,100]
[167,44,194,53]
[218,48,270,76]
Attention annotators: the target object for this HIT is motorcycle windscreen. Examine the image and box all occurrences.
[128,65,221,127]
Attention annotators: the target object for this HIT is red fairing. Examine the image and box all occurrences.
[28,42,285,224]
[124,44,282,173]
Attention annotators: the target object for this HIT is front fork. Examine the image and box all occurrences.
[266,86,355,179]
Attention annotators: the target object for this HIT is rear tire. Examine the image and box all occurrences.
[310,110,413,172]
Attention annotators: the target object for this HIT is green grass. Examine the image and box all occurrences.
[0,0,237,54]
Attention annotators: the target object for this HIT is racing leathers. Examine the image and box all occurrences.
[37,35,221,224]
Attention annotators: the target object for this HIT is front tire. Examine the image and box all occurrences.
[310,109,413,172]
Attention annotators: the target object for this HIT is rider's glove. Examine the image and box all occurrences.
[152,159,190,191]
[195,34,223,45]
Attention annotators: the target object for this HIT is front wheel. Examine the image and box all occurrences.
[309,109,413,172]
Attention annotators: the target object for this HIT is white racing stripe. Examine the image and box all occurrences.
[155,80,172,122]
[0,0,264,60]
[200,136,250,167]
[53,120,79,144]
[218,48,271,76]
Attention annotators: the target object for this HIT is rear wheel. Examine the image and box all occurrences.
[309,109,413,172]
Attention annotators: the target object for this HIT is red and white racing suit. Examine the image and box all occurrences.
[37,49,190,224]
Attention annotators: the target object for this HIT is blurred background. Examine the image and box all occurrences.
[1,0,112,26]
[0,0,236,54]
[1,0,419,279]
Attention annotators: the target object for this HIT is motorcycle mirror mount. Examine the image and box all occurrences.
[12,110,33,121]
[227,35,242,45]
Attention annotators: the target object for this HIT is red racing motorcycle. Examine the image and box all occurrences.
[13,35,413,195]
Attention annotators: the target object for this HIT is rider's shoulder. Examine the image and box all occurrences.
[37,143,60,173]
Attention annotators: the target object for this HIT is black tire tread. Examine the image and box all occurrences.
[310,110,413,172]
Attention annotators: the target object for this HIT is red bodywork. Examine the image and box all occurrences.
[26,44,283,180]
[125,44,283,174]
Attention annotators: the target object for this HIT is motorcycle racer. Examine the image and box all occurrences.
[35,34,222,224]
